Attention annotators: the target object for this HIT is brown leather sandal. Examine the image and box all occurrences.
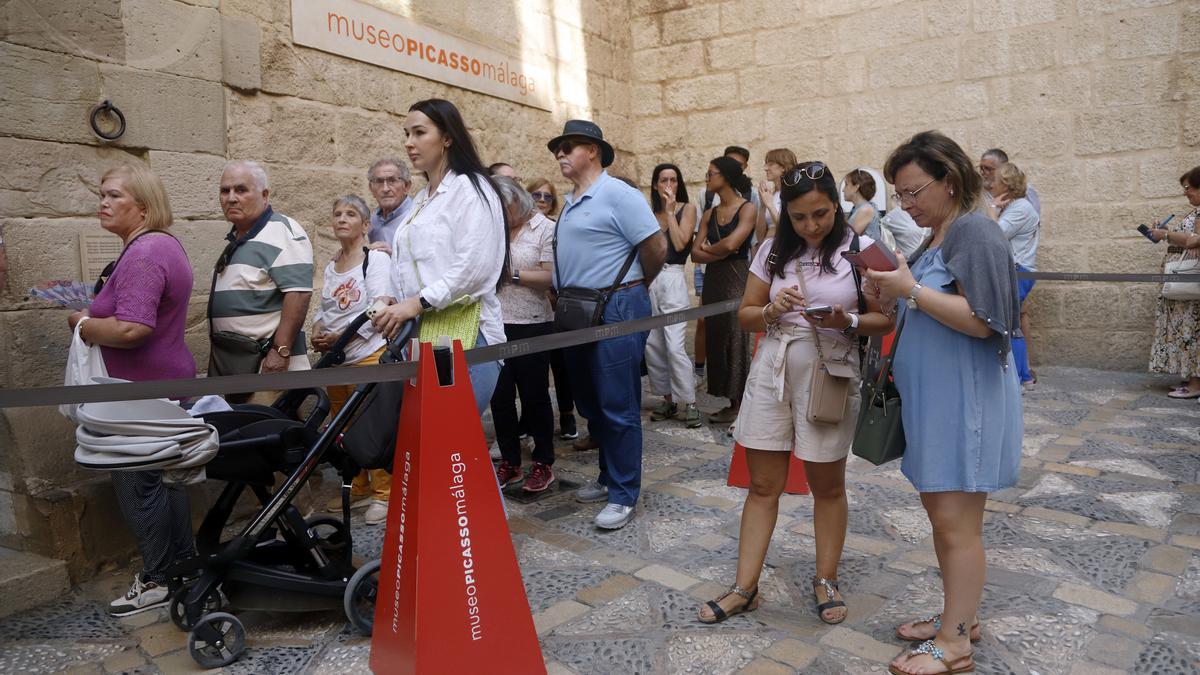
[889,640,975,675]
[895,614,981,643]
[697,584,759,624]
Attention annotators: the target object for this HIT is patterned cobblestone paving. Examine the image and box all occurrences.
[0,367,1197,673]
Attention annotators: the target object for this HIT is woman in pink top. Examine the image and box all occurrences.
[697,162,893,627]
[67,165,196,617]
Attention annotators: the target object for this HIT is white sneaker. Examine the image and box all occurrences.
[365,499,388,526]
[108,574,170,617]
[594,503,635,530]
[489,441,501,460]
[575,481,609,503]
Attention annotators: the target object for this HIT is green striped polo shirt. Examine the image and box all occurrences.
[210,208,313,340]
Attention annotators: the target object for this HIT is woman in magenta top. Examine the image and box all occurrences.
[67,164,197,617]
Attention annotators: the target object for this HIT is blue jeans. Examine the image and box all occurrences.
[1012,265,1035,383]
[469,331,502,415]
[563,285,652,507]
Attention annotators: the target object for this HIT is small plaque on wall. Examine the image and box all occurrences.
[79,232,122,281]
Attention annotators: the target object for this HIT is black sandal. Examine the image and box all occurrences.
[697,584,759,624]
[813,577,847,624]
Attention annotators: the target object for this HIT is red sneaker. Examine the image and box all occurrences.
[523,462,556,493]
[496,460,522,487]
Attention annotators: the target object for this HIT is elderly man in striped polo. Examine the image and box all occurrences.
[208,160,314,401]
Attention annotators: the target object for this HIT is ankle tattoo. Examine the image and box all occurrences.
[956,622,967,637]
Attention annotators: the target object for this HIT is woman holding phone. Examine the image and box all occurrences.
[1148,165,1200,399]
[865,131,1022,675]
[696,161,893,627]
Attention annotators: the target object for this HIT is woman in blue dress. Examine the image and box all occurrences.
[864,131,1023,675]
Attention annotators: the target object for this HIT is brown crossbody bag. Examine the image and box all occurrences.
[793,261,857,425]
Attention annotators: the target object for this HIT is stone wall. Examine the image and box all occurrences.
[629,0,1199,370]
[0,0,631,577]
[1,0,1195,580]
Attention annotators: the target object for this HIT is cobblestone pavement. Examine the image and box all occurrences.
[2,366,1198,674]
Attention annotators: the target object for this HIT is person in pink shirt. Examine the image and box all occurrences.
[696,162,893,628]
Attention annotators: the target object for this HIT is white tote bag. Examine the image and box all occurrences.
[60,319,109,423]
[1161,253,1200,301]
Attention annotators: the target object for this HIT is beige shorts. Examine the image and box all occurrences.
[732,328,861,463]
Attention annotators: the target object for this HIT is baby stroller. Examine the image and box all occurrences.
[168,315,413,667]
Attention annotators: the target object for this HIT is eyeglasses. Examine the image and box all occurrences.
[890,178,937,205]
[977,164,996,174]
[531,191,552,201]
[782,162,826,187]
[370,177,407,187]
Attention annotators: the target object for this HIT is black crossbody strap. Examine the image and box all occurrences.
[553,217,562,290]
[606,248,640,295]
[849,233,866,315]
[361,246,370,277]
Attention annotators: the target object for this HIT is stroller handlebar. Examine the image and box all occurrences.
[312,313,418,370]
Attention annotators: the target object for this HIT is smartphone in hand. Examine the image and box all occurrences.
[1137,224,1159,243]
[803,305,834,316]
[841,242,898,271]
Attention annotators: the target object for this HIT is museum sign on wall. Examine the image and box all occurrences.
[291,0,554,111]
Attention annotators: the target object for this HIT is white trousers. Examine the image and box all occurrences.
[645,264,696,404]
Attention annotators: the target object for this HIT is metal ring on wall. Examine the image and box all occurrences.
[89,100,126,141]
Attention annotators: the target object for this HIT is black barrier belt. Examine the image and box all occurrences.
[5,270,1200,409]
[1019,271,1200,283]
[0,299,743,409]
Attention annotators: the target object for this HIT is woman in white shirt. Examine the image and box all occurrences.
[490,177,558,493]
[755,148,796,246]
[310,194,395,525]
[371,98,509,414]
[987,162,1040,387]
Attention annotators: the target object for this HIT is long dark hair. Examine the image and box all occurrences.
[649,163,690,214]
[710,156,752,195]
[408,98,511,288]
[768,161,849,277]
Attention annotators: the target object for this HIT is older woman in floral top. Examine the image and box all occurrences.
[1148,165,1200,398]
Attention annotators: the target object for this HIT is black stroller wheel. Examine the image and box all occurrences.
[169,585,225,631]
[188,611,245,668]
[305,514,353,567]
[344,559,381,635]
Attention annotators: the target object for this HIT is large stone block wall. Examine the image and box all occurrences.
[0,0,632,577]
[629,0,1199,371]
[0,0,1194,580]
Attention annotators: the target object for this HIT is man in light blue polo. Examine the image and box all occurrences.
[549,120,666,530]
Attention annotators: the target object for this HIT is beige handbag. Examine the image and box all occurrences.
[794,263,856,425]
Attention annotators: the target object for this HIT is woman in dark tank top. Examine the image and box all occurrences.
[691,156,758,426]
[645,164,702,427]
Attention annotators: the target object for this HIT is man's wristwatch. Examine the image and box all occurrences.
[418,295,433,311]
[905,282,924,310]
[274,344,292,358]
[841,313,859,337]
